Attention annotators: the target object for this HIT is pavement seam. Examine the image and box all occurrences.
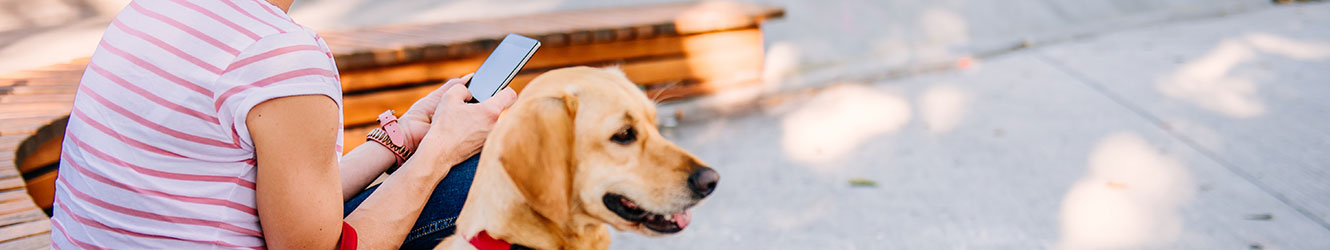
[1031,52,1330,233]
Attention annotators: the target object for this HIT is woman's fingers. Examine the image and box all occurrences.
[428,74,472,102]
[408,74,473,115]
[483,88,517,112]
[447,73,474,85]
[442,84,474,104]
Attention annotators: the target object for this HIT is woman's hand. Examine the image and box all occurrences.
[416,84,517,166]
[398,74,473,148]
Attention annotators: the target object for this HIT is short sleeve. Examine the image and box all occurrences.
[213,31,342,150]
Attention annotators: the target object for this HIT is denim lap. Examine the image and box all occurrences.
[344,154,480,250]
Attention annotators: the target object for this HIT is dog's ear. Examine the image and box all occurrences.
[500,92,579,225]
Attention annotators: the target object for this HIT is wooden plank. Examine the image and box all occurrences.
[0,189,31,204]
[0,77,84,88]
[322,2,782,70]
[672,2,784,34]
[0,191,46,246]
[0,233,50,250]
[0,94,75,104]
[0,135,26,151]
[0,103,74,117]
[0,220,50,243]
[509,29,765,98]
[0,208,43,228]
[337,34,691,92]
[0,162,17,180]
[343,84,442,126]
[0,199,40,218]
[0,111,68,123]
[0,85,78,95]
[0,71,84,83]
[0,116,64,136]
[342,39,762,127]
[0,177,25,192]
[338,29,759,93]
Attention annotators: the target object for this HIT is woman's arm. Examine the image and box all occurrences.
[337,141,395,201]
[249,95,343,249]
[250,84,514,249]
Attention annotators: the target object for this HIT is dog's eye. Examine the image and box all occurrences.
[610,126,637,145]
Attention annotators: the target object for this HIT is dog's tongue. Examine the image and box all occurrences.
[672,211,691,228]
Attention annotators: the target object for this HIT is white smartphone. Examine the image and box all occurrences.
[467,33,541,103]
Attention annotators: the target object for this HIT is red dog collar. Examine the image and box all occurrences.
[469,231,530,250]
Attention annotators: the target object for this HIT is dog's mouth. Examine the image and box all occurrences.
[602,193,691,234]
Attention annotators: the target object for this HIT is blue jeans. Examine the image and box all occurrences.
[343,154,479,250]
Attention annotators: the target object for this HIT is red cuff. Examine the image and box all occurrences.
[339,222,358,250]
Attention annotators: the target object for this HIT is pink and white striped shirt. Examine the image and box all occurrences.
[51,0,343,248]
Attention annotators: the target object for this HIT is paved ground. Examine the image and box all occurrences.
[611,2,1330,249]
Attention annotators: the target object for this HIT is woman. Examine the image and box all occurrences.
[49,0,514,249]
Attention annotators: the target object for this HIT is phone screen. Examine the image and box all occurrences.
[468,34,541,103]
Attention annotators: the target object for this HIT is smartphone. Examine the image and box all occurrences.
[467,33,541,103]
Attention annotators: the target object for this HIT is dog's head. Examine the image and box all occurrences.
[491,66,718,236]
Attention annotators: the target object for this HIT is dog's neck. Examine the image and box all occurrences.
[451,160,609,250]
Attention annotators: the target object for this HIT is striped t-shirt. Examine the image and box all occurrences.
[51,0,343,248]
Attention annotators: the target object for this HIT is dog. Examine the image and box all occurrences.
[435,66,720,250]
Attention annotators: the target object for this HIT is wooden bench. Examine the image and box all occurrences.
[0,2,782,247]
[327,2,783,150]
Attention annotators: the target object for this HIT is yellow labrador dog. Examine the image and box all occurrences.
[436,66,719,250]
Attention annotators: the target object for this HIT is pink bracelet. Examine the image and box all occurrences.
[366,110,414,169]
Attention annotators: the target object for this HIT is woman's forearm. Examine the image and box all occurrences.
[338,142,397,201]
[342,147,460,249]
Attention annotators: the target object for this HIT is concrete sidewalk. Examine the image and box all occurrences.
[614,2,1330,249]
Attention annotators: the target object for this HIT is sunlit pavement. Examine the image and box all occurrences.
[613,3,1330,249]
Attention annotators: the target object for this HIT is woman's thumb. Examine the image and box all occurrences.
[484,88,517,110]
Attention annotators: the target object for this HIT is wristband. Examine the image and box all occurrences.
[379,110,416,152]
[366,110,414,172]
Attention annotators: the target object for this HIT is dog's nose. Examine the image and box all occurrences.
[688,167,719,198]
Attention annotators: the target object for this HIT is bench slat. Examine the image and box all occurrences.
[338,27,761,93]
[323,2,782,71]
[0,162,17,180]
[0,177,26,192]
[0,115,67,137]
[0,190,32,204]
[0,202,43,222]
[340,33,691,93]
[340,28,763,126]
[0,220,50,244]
[0,94,76,105]
[0,233,50,250]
